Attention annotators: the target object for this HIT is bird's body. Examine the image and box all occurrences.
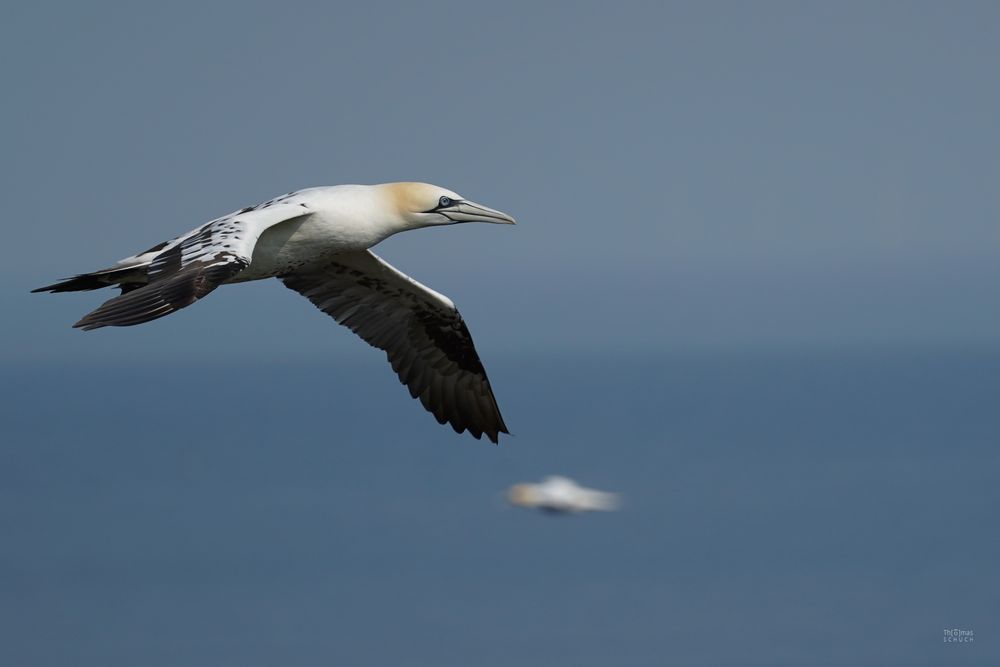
[508,476,621,514]
[35,182,516,443]
[234,187,379,279]
[236,186,415,279]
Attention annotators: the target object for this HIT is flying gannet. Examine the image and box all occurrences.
[508,476,621,514]
[34,183,515,443]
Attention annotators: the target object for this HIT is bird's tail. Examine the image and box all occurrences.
[32,265,149,294]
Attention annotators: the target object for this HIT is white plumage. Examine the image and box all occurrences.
[35,183,516,443]
[508,476,621,513]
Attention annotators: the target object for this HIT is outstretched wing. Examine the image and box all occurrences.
[73,202,311,330]
[281,250,509,444]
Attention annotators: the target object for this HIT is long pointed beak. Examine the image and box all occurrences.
[449,200,517,224]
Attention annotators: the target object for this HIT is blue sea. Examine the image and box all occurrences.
[2,348,997,666]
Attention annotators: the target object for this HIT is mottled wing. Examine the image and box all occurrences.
[281,250,509,443]
[73,202,311,330]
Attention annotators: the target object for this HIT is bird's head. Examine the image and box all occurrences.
[380,182,517,229]
[508,483,541,507]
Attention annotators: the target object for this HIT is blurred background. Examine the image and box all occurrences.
[1,2,998,665]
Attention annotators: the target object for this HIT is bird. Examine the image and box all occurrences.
[34,182,516,443]
[507,476,621,514]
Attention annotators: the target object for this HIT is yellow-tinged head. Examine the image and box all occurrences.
[378,182,517,229]
[508,484,540,507]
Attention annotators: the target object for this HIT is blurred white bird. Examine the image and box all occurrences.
[507,476,621,514]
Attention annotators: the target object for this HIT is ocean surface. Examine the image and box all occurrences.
[2,348,997,666]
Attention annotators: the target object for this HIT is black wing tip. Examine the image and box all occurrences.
[480,424,511,446]
[488,408,511,445]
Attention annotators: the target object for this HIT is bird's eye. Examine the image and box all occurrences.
[438,196,452,208]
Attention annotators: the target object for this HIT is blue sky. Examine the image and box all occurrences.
[2,5,999,666]
[3,1,999,362]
